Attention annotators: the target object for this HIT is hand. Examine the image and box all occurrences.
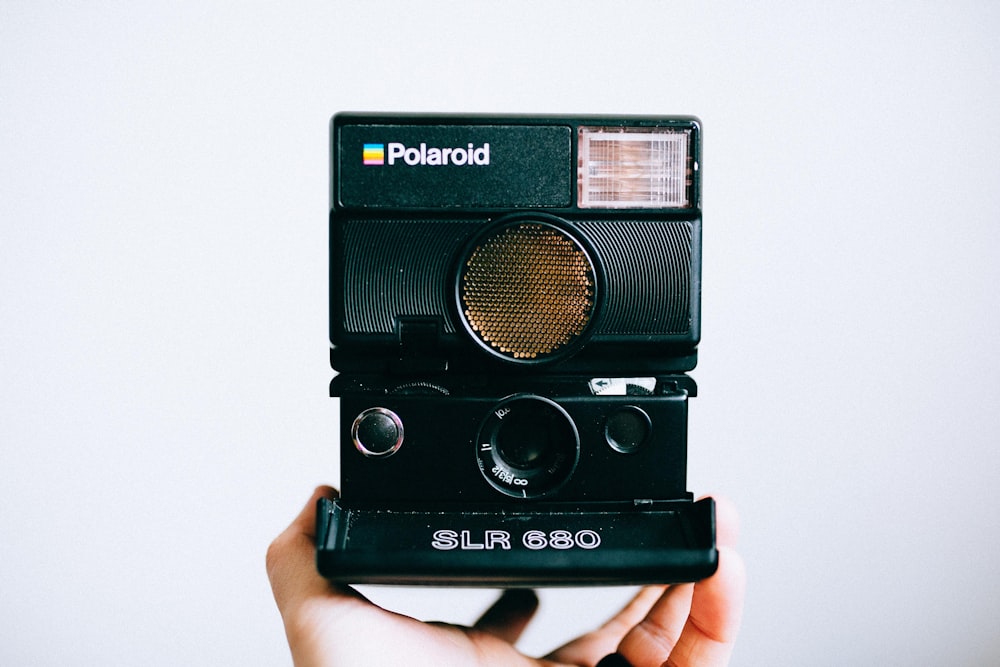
[266,486,745,667]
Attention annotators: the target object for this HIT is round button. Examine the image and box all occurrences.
[605,406,651,454]
[352,407,404,457]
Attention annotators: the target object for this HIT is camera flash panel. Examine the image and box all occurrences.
[578,127,693,208]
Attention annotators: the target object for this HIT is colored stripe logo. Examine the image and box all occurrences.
[363,143,385,165]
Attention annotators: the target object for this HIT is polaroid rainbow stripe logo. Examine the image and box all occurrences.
[363,143,385,166]
[363,141,491,166]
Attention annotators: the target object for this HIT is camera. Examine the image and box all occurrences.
[317,113,717,585]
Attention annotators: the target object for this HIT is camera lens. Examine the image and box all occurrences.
[495,405,561,468]
[458,217,599,364]
[476,395,579,499]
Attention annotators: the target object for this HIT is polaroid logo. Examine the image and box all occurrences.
[364,142,491,166]
[362,143,385,165]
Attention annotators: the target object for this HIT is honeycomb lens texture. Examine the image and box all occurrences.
[461,223,595,360]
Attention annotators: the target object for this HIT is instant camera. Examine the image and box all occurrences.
[316,113,718,585]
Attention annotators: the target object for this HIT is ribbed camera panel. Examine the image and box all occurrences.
[577,220,693,335]
[340,218,693,337]
[341,220,476,334]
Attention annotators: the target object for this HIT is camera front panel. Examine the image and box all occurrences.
[331,215,700,374]
[336,377,691,506]
[330,113,702,375]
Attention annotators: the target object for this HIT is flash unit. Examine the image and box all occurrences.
[578,127,693,208]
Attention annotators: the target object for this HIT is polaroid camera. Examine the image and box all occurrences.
[316,113,717,585]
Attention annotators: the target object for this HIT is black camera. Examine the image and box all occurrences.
[317,113,717,585]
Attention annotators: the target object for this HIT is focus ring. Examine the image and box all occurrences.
[475,394,579,499]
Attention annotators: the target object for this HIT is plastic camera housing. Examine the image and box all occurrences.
[319,113,716,585]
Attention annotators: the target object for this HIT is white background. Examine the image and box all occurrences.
[3,1,999,665]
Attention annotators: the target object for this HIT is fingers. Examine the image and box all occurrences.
[610,497,745,667]
[472,589,540,644]
[615,547,746,667]
[663,546,745,667]
[267,486,396,666]
[266,486,367,612]
[544,586,666,663]
[291,485,338,539]
[614,583,694,663]
[601,586,671,635]
[549,496,743,666]
[711,495,740,550]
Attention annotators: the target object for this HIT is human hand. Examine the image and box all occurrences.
[266,486,745,667]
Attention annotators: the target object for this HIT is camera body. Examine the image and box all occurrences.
[317,113,717,585]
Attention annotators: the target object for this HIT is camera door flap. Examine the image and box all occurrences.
[316,495,717,586]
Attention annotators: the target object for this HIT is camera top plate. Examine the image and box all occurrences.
[332,112,701,213]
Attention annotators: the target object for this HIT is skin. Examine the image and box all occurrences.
[267,486,745,667]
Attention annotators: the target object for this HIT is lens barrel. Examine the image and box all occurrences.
[475,394,580,498]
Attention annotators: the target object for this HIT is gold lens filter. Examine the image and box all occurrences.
[459,220,598,362]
